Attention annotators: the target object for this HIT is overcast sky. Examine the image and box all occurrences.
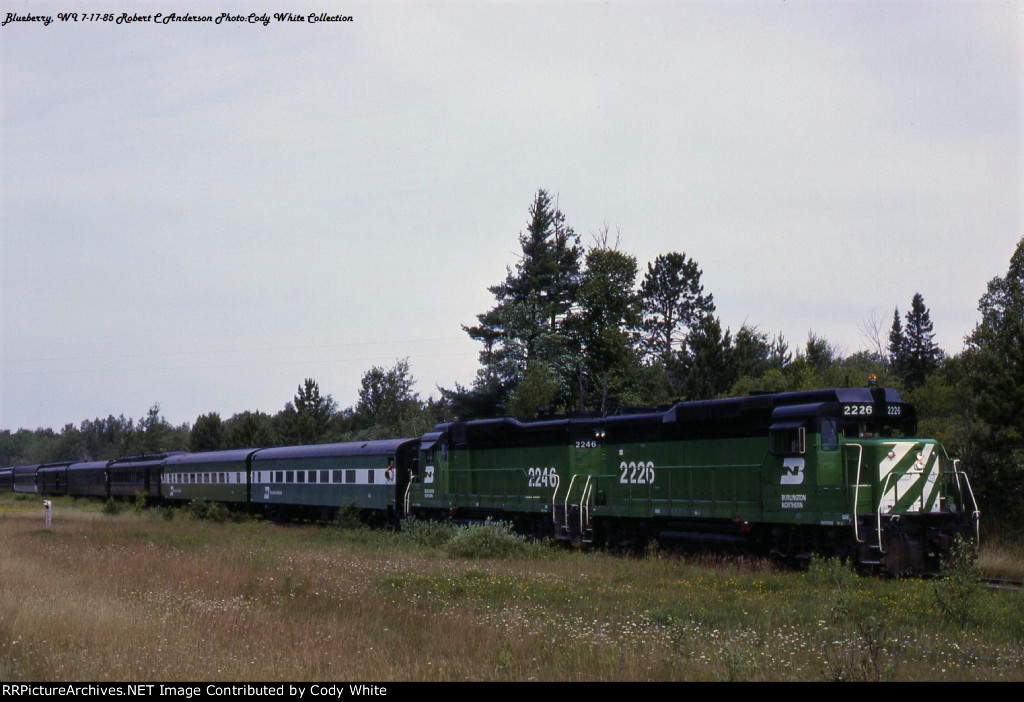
[1,0,1021,431]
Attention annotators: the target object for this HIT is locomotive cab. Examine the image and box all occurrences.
[830,397,978,574]
[754,388,978,573]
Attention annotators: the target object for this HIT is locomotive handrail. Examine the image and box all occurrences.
[580,476,594,538]
[562,474,579,532]
[551,471,564,529]
[953,459,981,546]
[952,458,961,499]
[875,471,897,554]
[847,443,865,543]
[403,476,414,517]
[950,458,965,512]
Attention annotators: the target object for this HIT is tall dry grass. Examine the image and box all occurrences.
[978,539,1024,580]
[1,496,1022,681]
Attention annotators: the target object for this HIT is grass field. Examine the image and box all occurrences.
[1,494,1021,681]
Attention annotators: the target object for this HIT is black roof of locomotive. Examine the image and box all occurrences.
[434,387,907,447]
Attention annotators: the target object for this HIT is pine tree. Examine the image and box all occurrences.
[680,313,734,400]
[890,294,942,389]
[463,190,582,408]
[768,333,792,370]
[804,331,837,373]
[276,379,337,445]
[640,252,714,364]
[729,324,772,380]
[903,293,942,388]
[889,307,907,380]
[639,251,715,399]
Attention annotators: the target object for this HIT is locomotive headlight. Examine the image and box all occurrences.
[886,450,895,460]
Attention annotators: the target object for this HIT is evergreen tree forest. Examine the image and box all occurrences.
[1,190,1022,530]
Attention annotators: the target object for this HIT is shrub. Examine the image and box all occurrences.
[443,519,533,559]
[186,499,229,523]
[334,502,364,530]
[398,516,458,549]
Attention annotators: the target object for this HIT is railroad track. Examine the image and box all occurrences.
[981,577,1024,591]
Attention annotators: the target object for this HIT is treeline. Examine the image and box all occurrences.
[0,360,442,465]
[446,191,954,416]
[2,190,1021,530]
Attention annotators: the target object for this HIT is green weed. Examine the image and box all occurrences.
[933,534,981,632]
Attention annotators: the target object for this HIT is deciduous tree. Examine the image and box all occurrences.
[571,241,644,412]
[964,238,1024,523]
[354,359,425,438]
[224,411,278,449]
[191,412,224,451]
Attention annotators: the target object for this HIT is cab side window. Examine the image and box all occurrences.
[770,425,805,455]
[819,418,839,451]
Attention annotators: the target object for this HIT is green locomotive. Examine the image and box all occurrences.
[406,385,979,574]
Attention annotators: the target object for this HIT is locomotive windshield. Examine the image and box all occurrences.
[838,402,917,438]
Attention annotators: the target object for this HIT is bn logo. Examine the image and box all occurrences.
[781,458,805,485]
